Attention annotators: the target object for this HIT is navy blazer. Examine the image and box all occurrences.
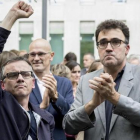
[0,89,55,140]
[30,75,74,140]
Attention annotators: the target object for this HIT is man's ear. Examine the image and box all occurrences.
[50,52,54,61]
[1,80,5,90]
[125,44,130,56]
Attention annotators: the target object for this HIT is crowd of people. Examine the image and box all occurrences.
[0,1,140,140]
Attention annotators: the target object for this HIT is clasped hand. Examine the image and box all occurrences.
[89,73,119,106]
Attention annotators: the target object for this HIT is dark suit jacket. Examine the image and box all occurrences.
[0,89,55,140]
[30,75,74,140]
[0,27,55,140]
[0,27,11,52]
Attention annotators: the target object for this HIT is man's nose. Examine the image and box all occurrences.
[34,54,40,60]
[16,74,24,82]
[106,42,113,50]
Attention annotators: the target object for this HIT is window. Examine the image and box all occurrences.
[19,21,33,52]
[49,21,64,64]
[80,21,95,68]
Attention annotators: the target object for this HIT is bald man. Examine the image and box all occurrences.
[29,39,74,140]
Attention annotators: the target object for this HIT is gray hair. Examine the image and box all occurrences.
[127,54,140,64]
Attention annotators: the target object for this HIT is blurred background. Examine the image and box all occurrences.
[0,0,140,67]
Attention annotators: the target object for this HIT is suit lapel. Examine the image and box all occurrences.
[93,69,107,130]
[98,102,106,130]
[32,79,42,103]
[109,63,134,132]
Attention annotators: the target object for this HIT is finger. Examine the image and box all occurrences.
[89,79,103,91]
[89,79,101,86]
[92,77,107,86]
[24,6,29,12]
[27,5,34,13]
[89,83,103,92]
[42,78,57,91]
[20,3,28,10]
[43,80,56,90]
[43,75,57,84]
[42,76,57,86]
[19,1,25,8]
[45,84,55,92]
[43,74,55,79]
[25,5,34,17]
[113,81,116,87]
[93,77,104,83]
[100,73,113,83]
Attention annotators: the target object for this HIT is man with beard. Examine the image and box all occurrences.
[63,20,140,140]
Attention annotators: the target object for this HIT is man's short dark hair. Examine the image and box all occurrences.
[1,56,33,80]
[95,19,129,44]
[65,52,77,62]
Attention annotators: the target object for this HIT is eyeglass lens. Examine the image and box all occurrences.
[29,52,50,57]
[99,38,121,48]
[6,71,32,80]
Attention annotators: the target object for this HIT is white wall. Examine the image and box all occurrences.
[1,0,140,62]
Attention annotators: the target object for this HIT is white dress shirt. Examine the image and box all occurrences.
[34,74,45,99]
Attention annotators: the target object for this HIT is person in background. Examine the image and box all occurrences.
[62,52,77,65]
[63,19,140,140]
[19,50,28,56]
[0,51,17,80]
[81,53,95,76]
[87,59,103,73]
[65,60,81,98]
[28,38,74,140]
[65,60,83,140]
[127,54,140,65]
[10,49,20,56]
[51,64,71,79]
[0,51,17,67]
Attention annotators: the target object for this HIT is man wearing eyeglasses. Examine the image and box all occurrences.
[1,57,55,140]
[63,20,140,140]
[0,1,55,140]
[28,39,74,140]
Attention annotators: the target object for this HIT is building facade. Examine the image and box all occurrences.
[0,0,140,66]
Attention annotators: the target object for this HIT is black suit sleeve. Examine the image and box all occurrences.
[0,27,11,53]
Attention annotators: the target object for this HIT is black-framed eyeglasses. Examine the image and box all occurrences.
[97,38,128,49]
[2,71,34,81]
[28,52,51,58]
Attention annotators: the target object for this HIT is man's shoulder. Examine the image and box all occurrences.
[82,69,103,79]
[81,68,87,75]
[125,62,140,75]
